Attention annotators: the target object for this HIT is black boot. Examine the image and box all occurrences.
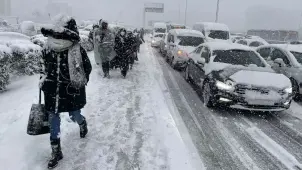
[80,117,88,138]
[48,139,63,169]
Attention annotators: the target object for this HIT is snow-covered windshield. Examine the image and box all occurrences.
[208,30,229,40]
[290,51,302,64]
[154,28,166,33]
[177,36,204,47]
[213,50,265,67]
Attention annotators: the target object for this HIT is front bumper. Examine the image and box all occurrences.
[215,90,291,111]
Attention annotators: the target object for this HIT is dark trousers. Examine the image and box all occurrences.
[102,61,110,75]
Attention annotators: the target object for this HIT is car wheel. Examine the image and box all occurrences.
[202,80,215,107]
[291,78,300,100]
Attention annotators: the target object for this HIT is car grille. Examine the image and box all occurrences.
[235,84,270,95]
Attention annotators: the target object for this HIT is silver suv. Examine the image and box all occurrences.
[257,44,302,99]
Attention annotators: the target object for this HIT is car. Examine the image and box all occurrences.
[159,33,168,56]
[185,42,292,111]
[192,22,231,41]
[166,29,205,69]
[236,38,268,48]
[256,44,302,99]
[151,33,165,47]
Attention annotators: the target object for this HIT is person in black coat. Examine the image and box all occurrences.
[114,28,134,77]
[40,15,92,169]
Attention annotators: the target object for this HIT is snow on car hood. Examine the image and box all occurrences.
[230,70,291,89]
[178,46,196,53]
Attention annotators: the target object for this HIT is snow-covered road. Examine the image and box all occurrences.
[153,47,302,170]
[0,43,202,170]
[3,41,302,170]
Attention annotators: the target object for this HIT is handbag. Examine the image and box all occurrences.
[27,88,50,135]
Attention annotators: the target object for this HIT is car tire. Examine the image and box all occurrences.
[202,80,215,107]
[291,78,300,100]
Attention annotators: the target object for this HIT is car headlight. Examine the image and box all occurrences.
[152,40,155,43]
[216,80,234,91]
[284,87,292,94]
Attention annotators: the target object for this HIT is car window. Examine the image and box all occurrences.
[257,48,271,59]
[177,36,204,47]
[238,40,247,45]
[250,41,263,47]
[208,30,229,40]
[290,51,302,64]
[270,49,290,65]
[201,47,210,63]
[213,50,266,67]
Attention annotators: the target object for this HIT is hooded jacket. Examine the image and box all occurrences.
[40,15,92,113]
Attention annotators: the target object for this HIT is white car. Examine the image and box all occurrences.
[185,42,292,111]
[151,33,165,47]
[192,22,231,41]
[256,44,302,99]
[166,29,205,69]
[236,38,268,48]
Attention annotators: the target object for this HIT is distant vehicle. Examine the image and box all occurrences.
[230,35,245,43]
[257,44,302,99]
[247,29,299,44]
[151,33,165,47]
[192,22,231,41]
[166,29,205,69]
[290,41,302,45]
[185,42,292,111]
[159,33,169,56]
[236,38,268,48]
[153,22,167,34]
[166,23,186,32]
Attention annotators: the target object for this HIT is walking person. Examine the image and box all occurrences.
[93,20,102,66]
[40,14,92,169]
[114,28,132,78]
[94,20,115,78]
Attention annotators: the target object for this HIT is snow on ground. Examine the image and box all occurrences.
[0,43,197,169]
[288,102,302,121]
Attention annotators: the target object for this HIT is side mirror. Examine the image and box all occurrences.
[197,58,206,65]
[274,58,286,67]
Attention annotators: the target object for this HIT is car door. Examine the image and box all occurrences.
[167,34,175,60]
[189,46,203,83]
[194,46,210,87]
[269,48,291,75]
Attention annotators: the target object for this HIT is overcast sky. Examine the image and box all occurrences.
[11,0,302,31]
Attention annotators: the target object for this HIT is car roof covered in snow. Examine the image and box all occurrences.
[201,41,255,51]
[0,32,30,40]
[261,44,302,53]
[169,29,205,37]
[194,22,230,31]
[153,22,167,28]
[238,38,268,45]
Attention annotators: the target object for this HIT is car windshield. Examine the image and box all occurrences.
[208,30,229,40]
[213,50,265,67]
[177,36,204,47]
[154,28,166,33]
[154,34,164,38]
[290,51,302,64]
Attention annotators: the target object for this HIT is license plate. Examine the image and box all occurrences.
[247,100,274,106]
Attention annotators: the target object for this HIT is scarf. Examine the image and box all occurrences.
[47,38,87,88]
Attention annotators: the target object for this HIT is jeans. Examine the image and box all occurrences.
[49,110,84,140]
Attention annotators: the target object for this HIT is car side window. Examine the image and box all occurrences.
[238,40,247,45]
[257,48,271,59]
[271,49,290,66]
[201,47,210,63]
[195,46,202,54]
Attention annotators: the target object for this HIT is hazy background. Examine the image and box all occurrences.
[10,0,302,31]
